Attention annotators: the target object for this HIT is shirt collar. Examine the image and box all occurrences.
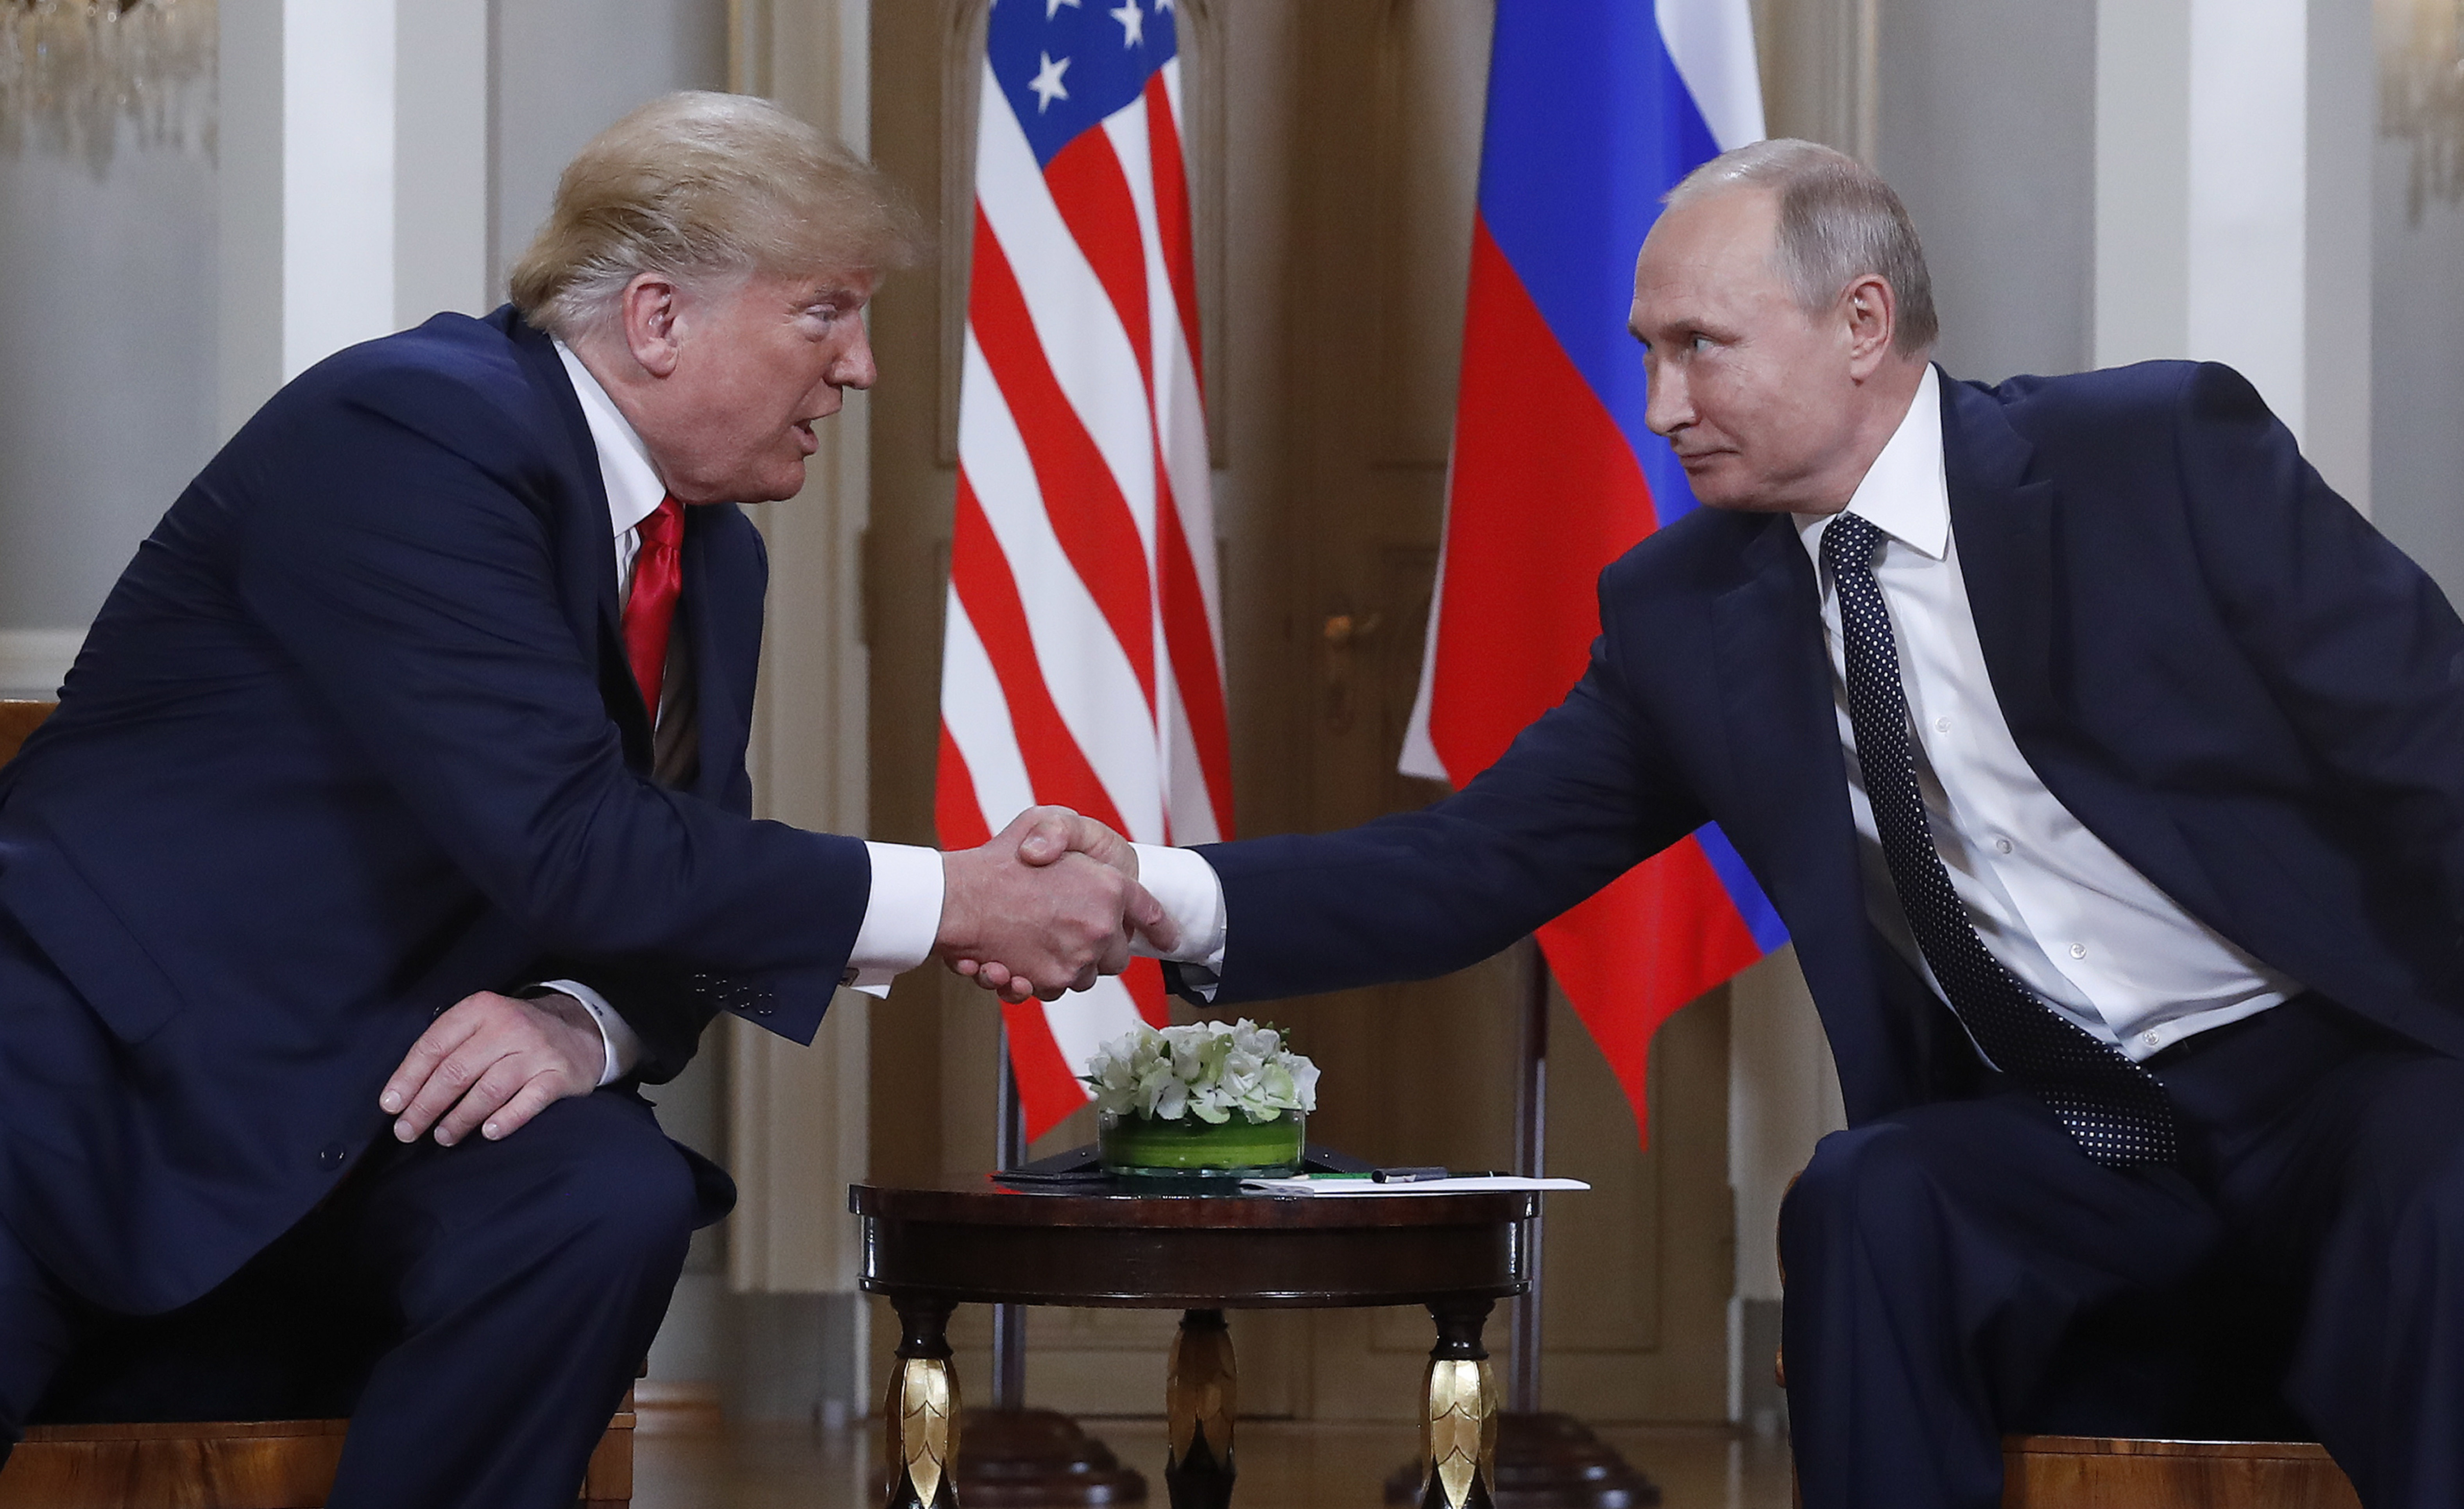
[552,339,668,539]
[1793,364,1949,565]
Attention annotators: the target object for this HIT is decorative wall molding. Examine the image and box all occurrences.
[722,0,875,1340]
[0,627,84,697]
[1750,0,1878,162]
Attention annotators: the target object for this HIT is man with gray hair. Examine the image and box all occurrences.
[0,92,1167,1507]
[987,138,2464,1505]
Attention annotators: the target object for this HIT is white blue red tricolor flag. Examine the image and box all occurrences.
[938,0,1231,1139]
[1401,0,1784,1139]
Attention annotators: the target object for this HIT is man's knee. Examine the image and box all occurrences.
[1780,1122,1939,1276]
[392,1093,703,1294]
[521,1097,702,1270]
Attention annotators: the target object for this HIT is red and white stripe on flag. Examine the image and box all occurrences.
[937,7,1232,1142]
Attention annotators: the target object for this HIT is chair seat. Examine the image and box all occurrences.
[2002,1435,2360,1509]
[0,1418,349,1509]
[0,1399,634,1509]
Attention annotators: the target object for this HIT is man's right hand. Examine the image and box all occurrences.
[935,807,1176,1001]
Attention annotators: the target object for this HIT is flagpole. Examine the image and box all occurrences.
[1388,937,1658,1507]
[992,1039,1028,1409]
[955,1032,1149,1504]
[1510,937,1549,1412]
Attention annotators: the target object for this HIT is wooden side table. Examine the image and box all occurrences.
[850,1181,1537,1509]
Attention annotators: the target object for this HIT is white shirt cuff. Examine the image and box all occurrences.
[848,841,946,997]
[1128,843,1228,973]
[536,978,641,1087]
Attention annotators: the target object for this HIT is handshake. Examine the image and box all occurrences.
[932,806,1177,1003]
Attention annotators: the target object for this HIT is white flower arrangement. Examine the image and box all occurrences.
[1082,1019,1320,1125]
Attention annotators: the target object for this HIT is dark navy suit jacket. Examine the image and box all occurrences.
[1194,362,2464,1124]
[0,308,867,1313]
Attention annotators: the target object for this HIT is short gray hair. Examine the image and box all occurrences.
[510,91,924,342]
[1665,139,1938,354]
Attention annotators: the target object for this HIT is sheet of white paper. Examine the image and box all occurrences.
[1238,1175,1591,1196]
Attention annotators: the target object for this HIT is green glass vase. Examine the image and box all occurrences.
[1097,1108,1305,1177]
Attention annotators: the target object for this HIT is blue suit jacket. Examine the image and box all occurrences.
[1195,362,2464,1124]
[0,308,867,1312]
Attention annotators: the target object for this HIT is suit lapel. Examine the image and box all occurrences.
[681,505,754,804]
[497,310,654,765]
[1941,376,2064,753]
[1940,375,2234,930]
[1708,514,1908,1107]
[488,308,641,754]
[1711,515,1844,839]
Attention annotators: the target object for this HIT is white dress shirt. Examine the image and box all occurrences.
[1139,367,2300,1060]
[542,344,944,1084]
[1796,367,2297,1061]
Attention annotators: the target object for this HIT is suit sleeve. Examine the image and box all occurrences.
[2174,361,2464,929]
[222,364,868,1034]
[1198,581,1710,1004]
[525,956,712,1085]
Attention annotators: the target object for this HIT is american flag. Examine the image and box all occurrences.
[937,0,1232,1140]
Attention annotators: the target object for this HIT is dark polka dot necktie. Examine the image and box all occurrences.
[1822,512,2179,1167]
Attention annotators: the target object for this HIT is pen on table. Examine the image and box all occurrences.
[1369,1166,1452,1183]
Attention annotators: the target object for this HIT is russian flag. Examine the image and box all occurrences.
[1400,0,1784,1140]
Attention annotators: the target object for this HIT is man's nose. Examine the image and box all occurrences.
[833,323,879,391]
[1643,363,1690,437]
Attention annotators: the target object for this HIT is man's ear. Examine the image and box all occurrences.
[618,274,685,379]
[1841,272,1897,379]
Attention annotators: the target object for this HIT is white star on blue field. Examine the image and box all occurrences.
[991,0,1180,168]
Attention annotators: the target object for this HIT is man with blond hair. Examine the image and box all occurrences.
[984,138,2464,1505]
[0,92,1165,1507]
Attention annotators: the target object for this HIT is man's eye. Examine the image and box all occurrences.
[1691,333,1715,353]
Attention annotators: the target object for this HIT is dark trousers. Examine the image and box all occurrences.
[0,1086,713,1509]
[1781,993,2464,1509]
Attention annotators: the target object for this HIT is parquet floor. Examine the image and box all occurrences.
[635,1417,1796,1509]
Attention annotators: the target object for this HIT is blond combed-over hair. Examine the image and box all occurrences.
[510,91,924,341]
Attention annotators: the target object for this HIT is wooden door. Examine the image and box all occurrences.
[866,0,1733,1425]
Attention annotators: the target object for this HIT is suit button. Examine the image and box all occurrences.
[318,1143,347,1171]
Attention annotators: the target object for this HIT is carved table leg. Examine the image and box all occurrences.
[884,1294,962,1509]
[1164,1308,1237,1508]
[1414,1299,1501,1509]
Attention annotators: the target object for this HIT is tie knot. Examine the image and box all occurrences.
[1820,510,1878,576]
[640,494,684,548]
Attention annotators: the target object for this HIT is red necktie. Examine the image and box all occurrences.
[621,495,684,718]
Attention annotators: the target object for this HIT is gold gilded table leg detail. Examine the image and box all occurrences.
[1417,1299,1500,1509]
[1165,1307,1237,1508]
[883,1295,962,1509]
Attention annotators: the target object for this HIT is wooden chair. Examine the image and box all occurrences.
[0,700,637,1507]
[1772,1167,2363,1507]
[2001,1435,2358,1507]
[0,1398,635,1509]
[0,699,48,766]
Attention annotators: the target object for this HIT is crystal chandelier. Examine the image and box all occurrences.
[0,0,216,174]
